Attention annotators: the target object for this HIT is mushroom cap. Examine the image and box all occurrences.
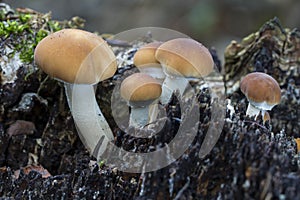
[133,41,163,68]
[155,38,214,78]
[34,28,117,84]
[120,73,162,103]
[240,72,281,110]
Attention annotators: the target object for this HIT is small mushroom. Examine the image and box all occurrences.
[133,41,165,83]
[133,41,165,125]
[155,38,214,105]
[240,72,281,123]
[34,28,117,156]
[120,73,162,128]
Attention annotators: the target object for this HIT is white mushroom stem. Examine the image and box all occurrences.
[138,65,165,127]
[246,103,260,118]
[148,100,160,124]
[147,100,167,132]
[138,65,165,84]
[64,83,114,157]
[160,74,189,105]
[245,103,265,120]
[129,105,150,128]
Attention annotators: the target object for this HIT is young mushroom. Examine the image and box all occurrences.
[133,41,165,125]
[155,38,214,105]
[34,28,117,157]
[120,73,162,128]
[133,41,165,83]
[240,72,281,123]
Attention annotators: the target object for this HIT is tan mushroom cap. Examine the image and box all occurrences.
[34,28,117,84]
[133,41,163,68]
[155,38,214,78]
[120,73,162,102]
[240,72,281,109]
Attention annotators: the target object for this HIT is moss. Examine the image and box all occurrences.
[0,5,84,64]
[0,12,62,63]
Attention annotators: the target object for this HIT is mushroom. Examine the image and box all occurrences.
[240,72,281,123]
[120,73,162,128]
[133,41,165,83]
[34,28,117,156]
[133,41,165,125]
[155,38,214,105]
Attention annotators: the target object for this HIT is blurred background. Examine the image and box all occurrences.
[3,0,300,58]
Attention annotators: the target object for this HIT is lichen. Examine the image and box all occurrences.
[0,46,22,84]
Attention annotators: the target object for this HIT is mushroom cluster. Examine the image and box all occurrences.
[133,38,214,105]
[34,29,215,156]
[128,38,215,128]
[240,72,281,123]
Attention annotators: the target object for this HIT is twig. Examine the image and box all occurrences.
[174,177,190,200]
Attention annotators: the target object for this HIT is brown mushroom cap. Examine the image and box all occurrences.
[34,28,117,84]
[155,38,214,78]
[133,41,163,68]
[240,72,281,109]
[120,73,162,103]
